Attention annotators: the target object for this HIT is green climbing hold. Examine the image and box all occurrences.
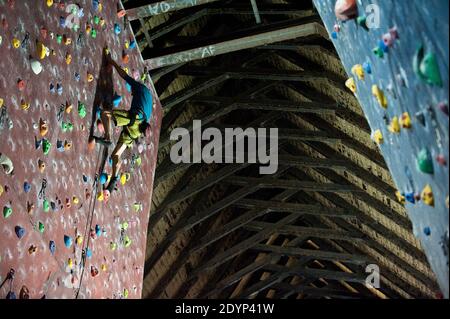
[413,45,443,87]
[43,199,50,212]
[110,242,117,251]
[356,16,368,30]
[91,29,97,38]
[123,235,131,247]
[417,148,434,174]
[56,34,63,44]
[373,46,384,58]
[78,102,86,118]
[43,139,51,155]
[61,122,74,132]
[3,206,12,218]
[135,156,142,166]
[122,221,129,230]
[38,221,45,233]
[93,16,100,25]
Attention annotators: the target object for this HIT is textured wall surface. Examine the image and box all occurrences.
[313,0,449,297]
[0,0,161,299]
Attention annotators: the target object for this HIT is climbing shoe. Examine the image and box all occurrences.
[106,176,119,193]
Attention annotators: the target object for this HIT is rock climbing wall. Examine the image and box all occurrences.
[314,0,449,297]
[0,0,162,298]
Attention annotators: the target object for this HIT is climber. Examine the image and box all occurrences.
[95,52,153,193]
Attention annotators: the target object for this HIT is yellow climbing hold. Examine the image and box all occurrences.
[395,191,406,206]
[87,73,94,83]
[388,116,400,133]
[37,42,49,59]
[46,0,53,7]
[76,235,83,246]
[73,196,79,204]
[371,85,388,108]
[97,191,104,201]
[120,173,127,185]
[110,242,117,251]
[0,98,4,108]
[65,53,72,65]
[68,258,73,268]
[351,64,365,80]
[101,264,107,272]
[399,112,412,129]
[12,38,21,49]
[21,101,30,111]
[421,184,434,207]
[345,77,357,93]
[372,129,384,145]
[123,289,129,299]
[125,41,129,49]
[0,185,3,198]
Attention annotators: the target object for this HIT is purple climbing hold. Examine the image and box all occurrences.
[15,226,25,239]
[24,181,31,193]
[438,102,449,116]
[49,240,56,255]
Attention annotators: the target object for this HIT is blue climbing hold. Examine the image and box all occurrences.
[15,226,25,239]
[331,31,338,39]
[126,82,131,92]
[95,225,102,237]
[92,0,99,11]
[57,140,64,152]
[114,23,121,35]
[378,40,389,53]
[99,173,108,185]
[51,201,57,211]
[113,94,122,108]
[362,62,372,74]
[6,291,17,299]
[24,182,31,193]
[129,40,136,49]
[56,83,63,95]
[60,16,66,28]
[96,108,102,119]
[405,192,416,204]
[86,248,92,258]
[83,175,89,183]
[49,240,56,255]
[75,72,81,82]
[64,235,73,248]
[49,83,55,93]
[424,227,431,236]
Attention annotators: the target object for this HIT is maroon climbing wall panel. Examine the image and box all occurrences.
[0,0,162,299]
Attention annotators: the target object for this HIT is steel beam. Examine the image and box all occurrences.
[126,0,221,20]
[146,22,327,69]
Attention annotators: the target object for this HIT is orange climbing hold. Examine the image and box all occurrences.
[39,119,49,137]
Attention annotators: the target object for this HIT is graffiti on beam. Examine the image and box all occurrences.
[155,45,216,67]
[143,0,204,16]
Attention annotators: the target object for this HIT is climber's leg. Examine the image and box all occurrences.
[106,141,127,193]
[100,109,113,142]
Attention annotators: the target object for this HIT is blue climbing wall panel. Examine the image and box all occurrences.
[0,0,162,298]
[313,0,449,297]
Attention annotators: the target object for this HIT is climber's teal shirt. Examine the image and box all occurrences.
[124,75,153,122]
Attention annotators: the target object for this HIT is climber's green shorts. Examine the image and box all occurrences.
[112,110,142,147]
